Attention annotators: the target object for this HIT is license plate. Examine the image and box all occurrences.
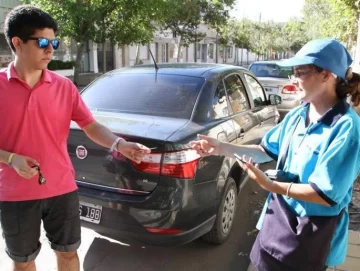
[79,201,102,224]
[264,87,279,94]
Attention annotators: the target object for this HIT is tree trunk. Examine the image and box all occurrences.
[135,44,140,64]
[73,42,86,87]
[240,48,243,65]
[234,48,238,64]
[177,36,182,63]
[102,42,106,73]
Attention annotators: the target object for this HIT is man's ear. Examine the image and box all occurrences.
[11,37,23,52]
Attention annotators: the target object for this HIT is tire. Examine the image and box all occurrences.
[202,177,237,244]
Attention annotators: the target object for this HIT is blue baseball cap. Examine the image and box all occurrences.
[278,38,352,79]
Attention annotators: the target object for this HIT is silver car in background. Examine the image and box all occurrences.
[249,61,301,120]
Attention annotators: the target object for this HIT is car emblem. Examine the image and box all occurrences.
[76,145,88,160]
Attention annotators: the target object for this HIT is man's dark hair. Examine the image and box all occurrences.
[4,5,58,52]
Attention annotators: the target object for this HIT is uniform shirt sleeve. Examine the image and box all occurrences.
[260,122,284,161]
[71,84,95,128]
[308,131,360,206]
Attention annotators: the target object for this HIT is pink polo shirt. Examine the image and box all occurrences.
[0,62,95,201]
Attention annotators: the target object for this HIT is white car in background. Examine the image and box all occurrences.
[249,61,301,120]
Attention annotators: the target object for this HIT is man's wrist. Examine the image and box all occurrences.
[7,153,15,168]
[110,137,124,152]
[0,150,12,164]
[115,138,127,152]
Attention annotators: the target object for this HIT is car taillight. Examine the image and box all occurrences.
[281,85,297,94]
[131,149,201,179]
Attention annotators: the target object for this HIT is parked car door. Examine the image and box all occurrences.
[212,80,236,143]
[223,73,260,145]
[242,72,278,139]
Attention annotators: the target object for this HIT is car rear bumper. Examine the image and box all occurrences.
[79,209,215,247]
[76,180,218,246]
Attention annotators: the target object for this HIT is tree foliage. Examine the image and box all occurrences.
[26,0,168,84]
[302,0,357,48]
[160,0,235,62]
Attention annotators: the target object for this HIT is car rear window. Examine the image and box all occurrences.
[81,73,205,119]
[249,63,292,78]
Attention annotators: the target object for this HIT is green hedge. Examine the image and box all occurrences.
[48,60,74,70]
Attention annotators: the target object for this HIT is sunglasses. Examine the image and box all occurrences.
[27,37,60,50]
[31,166,46,185]
[288,69,315,82]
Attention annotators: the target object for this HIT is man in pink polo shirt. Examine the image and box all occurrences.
[0,5,151,271]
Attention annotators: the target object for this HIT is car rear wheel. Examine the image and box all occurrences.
[202,177,237,244]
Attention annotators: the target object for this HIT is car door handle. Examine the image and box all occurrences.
[217,131,227,141]
[238,128,245,139]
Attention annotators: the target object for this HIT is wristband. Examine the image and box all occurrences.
[7,153,15,168]
[110,137,123,152]
[286,182,294,199]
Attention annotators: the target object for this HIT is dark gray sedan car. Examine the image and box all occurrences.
[68,63,281,246]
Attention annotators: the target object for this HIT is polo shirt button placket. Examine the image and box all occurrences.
[28,93,37,110]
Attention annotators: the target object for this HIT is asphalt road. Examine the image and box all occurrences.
[0,163,273,271]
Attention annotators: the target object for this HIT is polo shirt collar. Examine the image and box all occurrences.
[7,62,52,83]
[299,98,349,127]
[319,98,349,126]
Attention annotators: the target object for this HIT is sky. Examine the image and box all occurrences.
[230,0,305,22]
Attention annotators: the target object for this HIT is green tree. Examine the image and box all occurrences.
[232,19,252,64]
[247,21,285,60]
[302,0,357,48]
[283,17,309,53]
[161,0,235,62]
[335,0,360,71]
[27,0,168,85]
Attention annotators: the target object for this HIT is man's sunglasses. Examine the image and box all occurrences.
[27,37,60,50]
[31,166,46,185]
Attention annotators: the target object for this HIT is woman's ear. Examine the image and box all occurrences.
[321,70,333,83]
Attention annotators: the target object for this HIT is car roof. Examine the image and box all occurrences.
[250,61,280,65]
[106,63,248,77]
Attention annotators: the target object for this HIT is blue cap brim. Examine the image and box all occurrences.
[277,56,317,67]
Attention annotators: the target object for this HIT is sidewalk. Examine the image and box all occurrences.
[328,230,360,271]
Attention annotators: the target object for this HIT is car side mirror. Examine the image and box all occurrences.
[269,94,282,105]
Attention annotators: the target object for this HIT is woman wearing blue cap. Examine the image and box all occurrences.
[190,38,360,271]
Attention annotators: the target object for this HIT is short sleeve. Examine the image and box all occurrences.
[308,133,360,206]
[260,123,283,161]
[71,85,95,128]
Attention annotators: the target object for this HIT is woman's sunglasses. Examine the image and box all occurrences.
[27,37,60,50]
[31,166,46,185]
